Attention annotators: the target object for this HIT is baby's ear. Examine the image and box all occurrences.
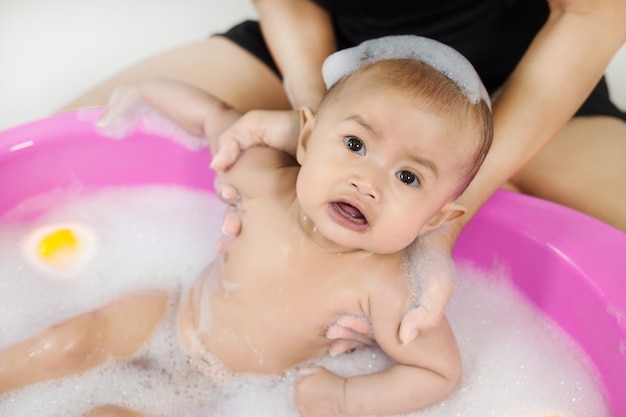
[296,107,316,165]
[421,201,466,233]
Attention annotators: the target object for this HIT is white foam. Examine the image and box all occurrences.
[0,186,222,348]
[322,35,491,107]
[0,186,609,416]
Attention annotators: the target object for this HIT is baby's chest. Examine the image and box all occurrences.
[221,231,404,326]
[222,204,402,312]
[221,250,371,321]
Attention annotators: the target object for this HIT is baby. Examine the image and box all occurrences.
[0,36,492,417]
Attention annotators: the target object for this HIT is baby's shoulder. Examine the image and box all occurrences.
[359,253,410,307]
[364,251,412,297]
[222,146,298,199]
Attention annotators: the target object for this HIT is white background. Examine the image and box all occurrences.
[1,0,625,131]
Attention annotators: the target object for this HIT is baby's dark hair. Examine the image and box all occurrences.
[320,59,493,197]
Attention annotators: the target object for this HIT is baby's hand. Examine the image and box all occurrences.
[96,86,144,139]
[295,367,346,417]
[325,314,375,357]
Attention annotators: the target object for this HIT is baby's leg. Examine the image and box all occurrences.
[0,290,169,395]
[84,405,146,417]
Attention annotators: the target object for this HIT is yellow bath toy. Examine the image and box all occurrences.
[21,222,98,279]
[37,228,78,264]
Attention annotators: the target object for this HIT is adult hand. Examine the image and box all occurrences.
[210,109,301,172]
[214,177,242,255]
[399,231,456,343]
[211,109,302,254]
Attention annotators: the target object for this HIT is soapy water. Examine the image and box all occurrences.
[322,35,491,107]
[0,186,609,417]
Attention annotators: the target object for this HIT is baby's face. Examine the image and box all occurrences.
[296,72,475,254]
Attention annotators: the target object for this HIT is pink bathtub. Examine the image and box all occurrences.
[1,111,625,414]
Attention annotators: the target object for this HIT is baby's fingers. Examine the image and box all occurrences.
[326,316,373,344]
[96,87,142,138]
[327,339,367,357]
[325,313,374,356]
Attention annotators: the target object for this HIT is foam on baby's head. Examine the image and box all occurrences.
[322,35,491,108]
[321,35,493,198]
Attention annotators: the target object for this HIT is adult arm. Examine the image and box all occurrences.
[457,0,626,227]
[211,0,337,168]
[253,0,335,109]
[402,0,626,337]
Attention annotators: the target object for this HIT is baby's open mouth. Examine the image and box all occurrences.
[330,202,368,228]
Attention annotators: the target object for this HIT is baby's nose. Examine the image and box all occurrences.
[349,176,380,199]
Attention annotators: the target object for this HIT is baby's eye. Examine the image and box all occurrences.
[344,136,365,155]
[396,170,421,187]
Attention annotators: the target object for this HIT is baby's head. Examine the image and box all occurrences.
[295,36,492,254]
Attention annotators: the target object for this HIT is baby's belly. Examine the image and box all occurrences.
[202,287,333,374]
[181,259,349,375]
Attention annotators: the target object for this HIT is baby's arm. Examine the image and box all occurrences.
[0,291,168,395]
[295,286,461,417]
[98,77,242,154]
[296,324,460,417]
[348,321,460,415]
